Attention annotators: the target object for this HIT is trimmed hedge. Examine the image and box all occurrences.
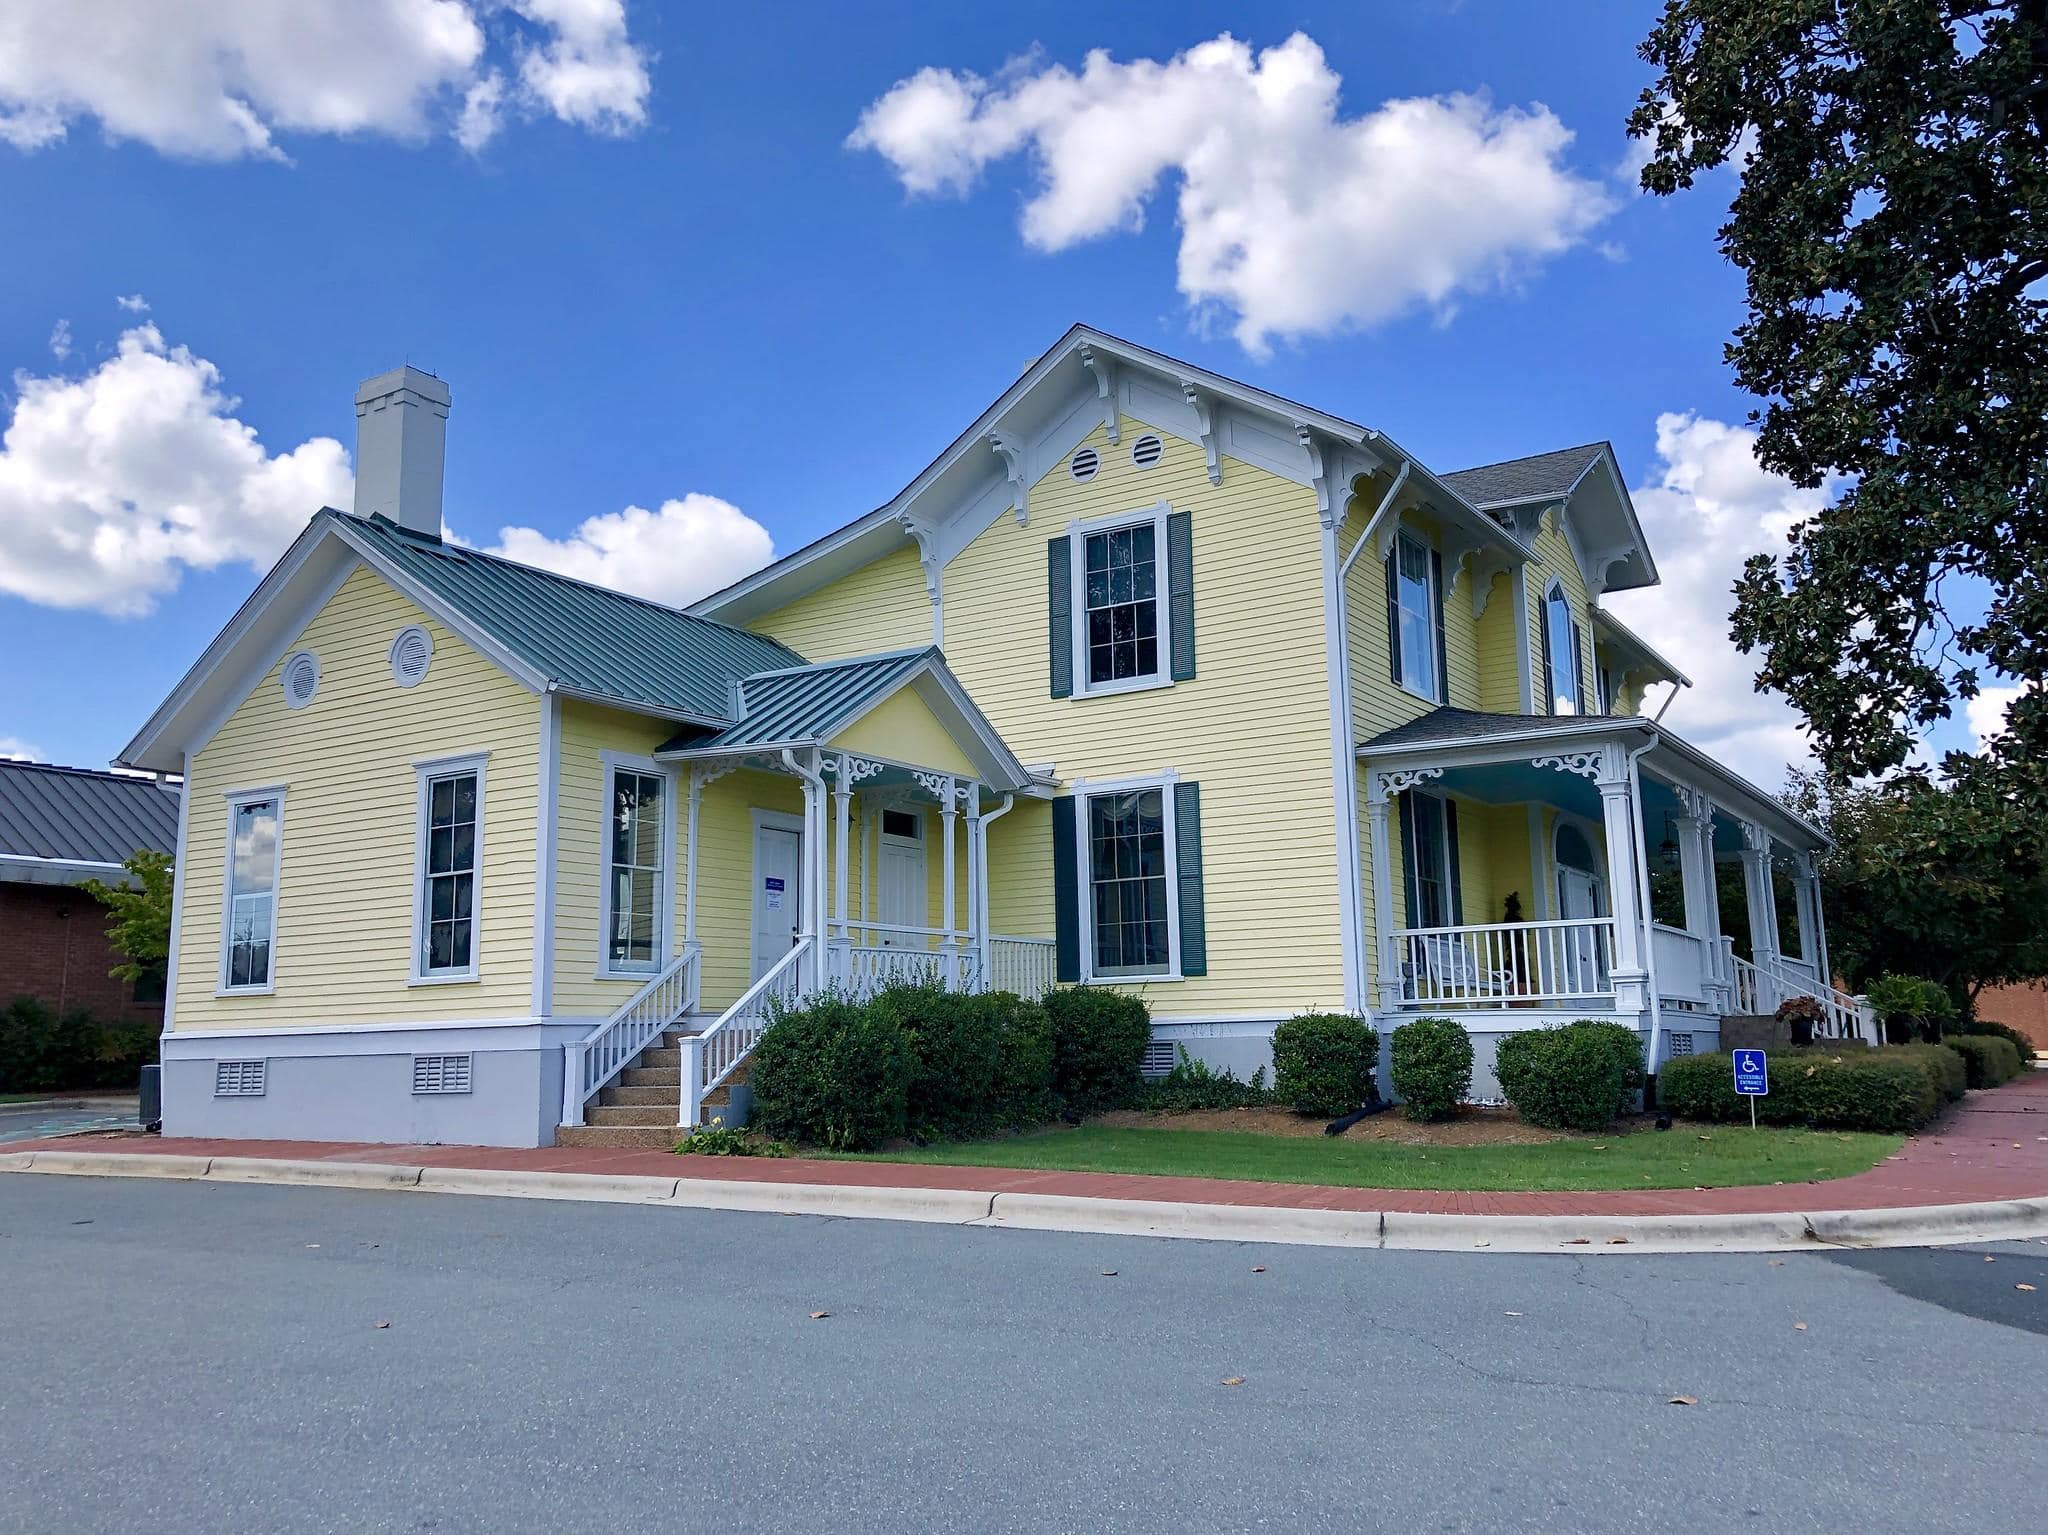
[749,995,916,1152]
[1388,1017,1472,1122]
[1272,1012,1380,1117]
[1495,1020,1644,1132]
[1045,987,1152,1116]
[0,996,155,1094]
[1658,1048,1943,1133]
[1893,1042,1967,1103]
[1953,1016,2038,1071]
[1942,1033,2024,1089]
[867,982,1055,1140]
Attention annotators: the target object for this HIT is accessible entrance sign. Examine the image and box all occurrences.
[1733,1049,1768,1128]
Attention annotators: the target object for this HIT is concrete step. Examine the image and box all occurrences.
[553,1123,678,1151]
[586,1103,676,1127]
[620,1066,679,1088]
[636,1046,680,1070]
[601,1084,676,1107]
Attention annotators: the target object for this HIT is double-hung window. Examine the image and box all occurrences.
[602,758,668,975]
[413,756,484,982]
[1542,583,1585,716]
[1390,529,1441,702]
[220,790,283,992]
[1400,792,1456,930]
[1084,783,1176,978]
[1084,521,1160,687]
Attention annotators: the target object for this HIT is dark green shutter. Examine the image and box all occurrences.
[1052,796,1080,982]
[1384,549,1402,686]
[1174,781,1206,976]
[1398,794,1418,928]
[1445,799,1465,925]
[1573,619,1592,714]
[1538,591,1555,715]
[1166,510,1195,681]
[1430,548,1448,704]
[1047,536,1073,699]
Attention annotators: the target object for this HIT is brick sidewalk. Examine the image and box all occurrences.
[14,1071,2046,1220]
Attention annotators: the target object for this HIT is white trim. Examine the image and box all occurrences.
[1066,501,1175,700]
[531,695,560,1016]
[594,750,678,981]
[216,784,286,996]
[388,623,434,687]
[409,752,488,986]
[160,1014,595,1055]
[1074,772,1183,984]
[1514,566,1534,712]
[1540,578,1582,716]
[1320,516,1364,1013]
[186,557,357,764]
[161,758,191,1037]
[280,649,320,710]
[1390,525,1443,705]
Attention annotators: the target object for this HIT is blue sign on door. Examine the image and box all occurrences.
[1733,1049,1768,1096]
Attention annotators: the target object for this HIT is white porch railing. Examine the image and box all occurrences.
[1729,949,1876,1043]
[683,937,810,1128]
[1387,918,1618,1008]
[1652,922,1709,1009]
[988,934,1057,1000]
[826,925,978,1001]
[561,944,700,1128]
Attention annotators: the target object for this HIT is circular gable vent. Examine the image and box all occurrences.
[1130,433,1164,468]
[1069,446,1100,482]
[281,650,320,710]
[389,625,434,688]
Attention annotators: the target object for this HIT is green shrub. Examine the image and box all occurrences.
[749,994,915,1151]
[1893,1042,1967,1103]
[1388,1017,1473,1122]
[1138,1051,1272,1112]
[1658,1048,1941,1133]
[673,1123,792,1157]
[1953,1015,2038,1070]
[1866,974,1956,1043]
[1044,988,1151,1117]
[863,982,1053,1141]
[0,996,153,1094]
[1496,1020,1645,1132]
[1271,1012,1379,1117]
[1942,1033,2023,1089]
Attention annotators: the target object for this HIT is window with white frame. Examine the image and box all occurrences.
[1076,512,1166,691]
[1543,583,1584,715]
[1402,792,1454,929]
[221,792,282,991]
[604,762,667,974]
[415,760,482,979]
[1085,784,1175,977]
[1392,530,1440,702]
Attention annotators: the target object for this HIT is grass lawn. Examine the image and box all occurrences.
[834,1123,1902,1192]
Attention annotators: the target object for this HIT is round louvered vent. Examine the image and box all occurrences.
[1069,446,1100,482]
[1130,433,1164,468]
[281,650,320,710]
[389,625,434,688]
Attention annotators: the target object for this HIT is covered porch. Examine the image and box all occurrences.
[1358,710,1873,1073]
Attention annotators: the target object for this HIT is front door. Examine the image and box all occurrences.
[751,821,803,981]
[1557,866,1606,991]
[877,809,925,945]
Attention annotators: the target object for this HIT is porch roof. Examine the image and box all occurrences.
[1362,707,1646,753]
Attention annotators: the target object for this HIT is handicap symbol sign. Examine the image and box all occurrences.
[1732,1049,1769,1096]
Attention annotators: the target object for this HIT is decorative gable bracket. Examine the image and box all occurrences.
[1295,425,1381,533]
[895,512,943,608]
[1585,543,1636,600]
[1078,344,1121,446]
[986,430,1030,527]
[1179,380,1223,486]
[1469,549,1518,619]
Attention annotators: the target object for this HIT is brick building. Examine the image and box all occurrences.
[0,761,181,1027]
[1978,982,2048,1057]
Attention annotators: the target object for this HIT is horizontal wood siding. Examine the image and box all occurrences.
[751,544,930,660]
[174,564,539,1029]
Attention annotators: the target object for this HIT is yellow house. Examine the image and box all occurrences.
[121,335,1867,1149]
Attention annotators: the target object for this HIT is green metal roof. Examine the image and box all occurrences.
[338,511,801,719]
[657,648,935,753]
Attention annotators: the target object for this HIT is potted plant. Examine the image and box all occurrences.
[1774,994,1825,1047]
[1503,891,1534,1008]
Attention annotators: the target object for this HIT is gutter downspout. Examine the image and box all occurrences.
[975,794,1017,987]
[1627,737,1665,1091]
[781,748,828,994]
[1652,680,1684,723]
[1326,459,1410,1015]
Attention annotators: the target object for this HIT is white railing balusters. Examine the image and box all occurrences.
[560,944,701,1127]
[681,938,810,1128]
[1385,918,1617,1009]
[1729,953,1877,1044]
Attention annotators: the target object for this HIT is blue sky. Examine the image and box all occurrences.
[0,1,1990,782]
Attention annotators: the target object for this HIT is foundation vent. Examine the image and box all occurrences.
[412,1053,473,1094]
[214,1059,267,1097]
[1140,1038,1179,1077]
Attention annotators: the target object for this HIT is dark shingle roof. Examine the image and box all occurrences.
[0,761,180,867]
[1440,443,1609,507]
[1361,707,1640,752]
[340,511,802,719]
[658,649,934,753]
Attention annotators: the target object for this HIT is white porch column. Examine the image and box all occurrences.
[832,756,852,944]
[1362,765,1440,1013]
[1737,819,1778,968]
[1791,848,1825,979]
[965,786,984,986]
[1593,746,1649,1013]
[1672,787,1727,1010]
[941,781,959,984]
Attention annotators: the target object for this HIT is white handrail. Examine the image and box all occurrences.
[1731,952,1876,1043]
[1387,918,1617,1008]
[682,937,811,1128]
[561,944,700,1127]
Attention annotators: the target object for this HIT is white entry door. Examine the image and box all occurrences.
[1557,866,1606,991]
[877,810,925,944]
[751,821,804,982]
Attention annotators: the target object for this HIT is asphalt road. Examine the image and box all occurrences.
[1,1177,2043,1534]
[0,1099,138,1144]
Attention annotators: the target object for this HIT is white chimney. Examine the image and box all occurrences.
[353,366,450,538]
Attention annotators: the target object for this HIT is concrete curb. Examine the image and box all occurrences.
[5,1150,2046,1253]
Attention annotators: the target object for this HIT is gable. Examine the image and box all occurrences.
[831,688,977,777]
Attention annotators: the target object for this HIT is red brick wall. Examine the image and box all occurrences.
[1978,982,2048,1053]
[0,881,164,1027]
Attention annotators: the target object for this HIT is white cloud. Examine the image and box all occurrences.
[0,735,42,762]
[115,293,149,313]
[1966,684,2023,753]
[848,32,1612,354]
[0,0,650,160]
[0,322,351,616]
[47,319,71,360]
[476,495,774,609]
[1604,412,1840,790]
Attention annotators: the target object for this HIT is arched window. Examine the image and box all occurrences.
[1541,582,1587,715]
